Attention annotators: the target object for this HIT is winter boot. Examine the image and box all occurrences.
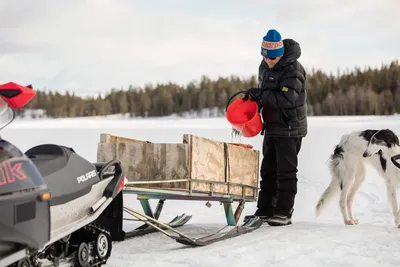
[243,208,274,223]
[266,209,293,226]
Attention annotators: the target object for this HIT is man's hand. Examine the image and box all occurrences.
[242,87,260,101]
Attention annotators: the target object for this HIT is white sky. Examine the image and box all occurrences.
[0,0,399,95]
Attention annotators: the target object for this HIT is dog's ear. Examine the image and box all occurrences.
[360,129,378,143]
[394,133,400,146]
[384,129,400,147]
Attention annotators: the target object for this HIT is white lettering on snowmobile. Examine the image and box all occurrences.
[76,170,97,184]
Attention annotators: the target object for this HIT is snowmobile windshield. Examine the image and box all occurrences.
[0,95,15,130]
[0,96,47,196]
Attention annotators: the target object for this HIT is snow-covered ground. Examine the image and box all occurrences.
[4,115,400,267]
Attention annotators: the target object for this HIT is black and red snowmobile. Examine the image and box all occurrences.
[0,82,126,267]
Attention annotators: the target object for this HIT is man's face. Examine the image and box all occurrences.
[264,56,281,68]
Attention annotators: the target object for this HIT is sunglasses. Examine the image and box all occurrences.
[265,57,276,60]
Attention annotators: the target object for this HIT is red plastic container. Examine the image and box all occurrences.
[226,92,263,138]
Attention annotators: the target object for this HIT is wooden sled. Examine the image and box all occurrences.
[97,133,262,246]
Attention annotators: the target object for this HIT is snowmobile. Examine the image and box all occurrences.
[0,82,126,267]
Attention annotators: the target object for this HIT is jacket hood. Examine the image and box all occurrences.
[281,38,301,65]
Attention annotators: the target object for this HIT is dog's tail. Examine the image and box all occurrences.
[315,151,343,217]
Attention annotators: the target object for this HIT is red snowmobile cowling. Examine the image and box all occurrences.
[0,82,36,109]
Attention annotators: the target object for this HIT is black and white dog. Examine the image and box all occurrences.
[316,129,400,226]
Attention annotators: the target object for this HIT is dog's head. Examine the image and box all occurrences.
[362,129,400,157]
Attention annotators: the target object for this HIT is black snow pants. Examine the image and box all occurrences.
[257,136,302,216]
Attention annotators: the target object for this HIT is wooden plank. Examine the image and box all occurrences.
[100,133,148,144]
[225,143,259,198]
[97,141,190,190]
[183,134,227,195]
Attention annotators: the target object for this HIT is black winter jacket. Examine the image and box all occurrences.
[258,38,308,138]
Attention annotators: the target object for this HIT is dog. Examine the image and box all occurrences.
[315,129,400,226]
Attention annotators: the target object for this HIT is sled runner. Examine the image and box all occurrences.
[97,133,262,246]
[121,187,262,246]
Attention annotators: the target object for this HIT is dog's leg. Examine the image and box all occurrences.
[384,179,400,226]
[376,153,400,226]
[340,184,354,225]
[339,170,356,225]
[346,162,366,225]
[339,163,358,225]
[386,181,398,217]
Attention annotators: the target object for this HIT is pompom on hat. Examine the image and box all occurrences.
[261,29,284,58]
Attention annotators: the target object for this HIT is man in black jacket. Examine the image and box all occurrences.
[244,29,308,226]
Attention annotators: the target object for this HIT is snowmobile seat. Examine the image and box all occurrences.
[25,144,71,178]
[25,144,100,206]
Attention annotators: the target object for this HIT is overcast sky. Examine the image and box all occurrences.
[0,0,398,95]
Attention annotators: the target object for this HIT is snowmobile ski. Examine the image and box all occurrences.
[123,206,262,247]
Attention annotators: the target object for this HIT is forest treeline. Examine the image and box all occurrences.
[21,59,400,118]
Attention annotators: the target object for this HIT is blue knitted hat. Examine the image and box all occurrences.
[261,29,284,58]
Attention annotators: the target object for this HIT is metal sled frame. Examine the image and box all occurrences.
[121,179,262,246]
